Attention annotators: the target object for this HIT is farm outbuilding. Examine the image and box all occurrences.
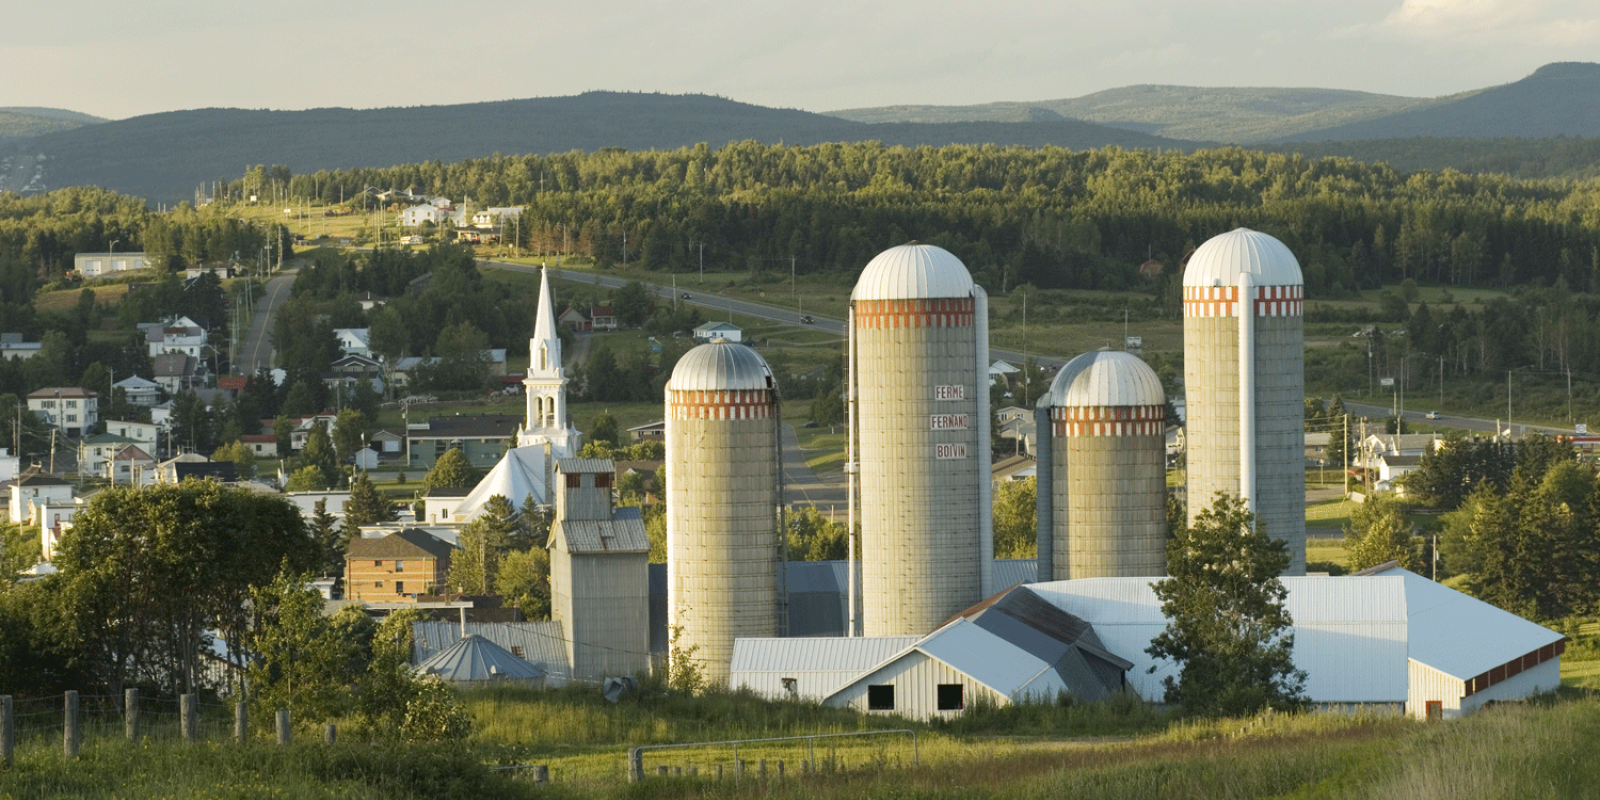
[413,634,547,688]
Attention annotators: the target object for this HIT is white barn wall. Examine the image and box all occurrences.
[1407,658,1562,719]
[826,651,1004,721]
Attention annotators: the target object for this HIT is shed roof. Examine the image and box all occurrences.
[413,634,546,682]
[555,506,648,554]
[731,636,920,700]
[411,621,571,682]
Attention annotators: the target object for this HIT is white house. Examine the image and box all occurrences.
[692,321,742,342]
[8,470,74,525]
[0,333,40,360]
[146,323,207,359]
[27,387,98,437]
[334,328,372,358]
[401,204,451,227]
[103,420,160,448]
[112,375,161,406]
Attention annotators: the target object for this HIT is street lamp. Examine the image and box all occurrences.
[1508,365,1535,436]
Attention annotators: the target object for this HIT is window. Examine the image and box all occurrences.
[511,646,525,658]
[41,400,55,409]
[66,415,76,423]
[66,400,76,408]
[937,684,964,711]
[395,581,405,595]
[395,560,405,572]
[867,685,895,711]
[373,581,383,587]
[595,473,612,488]
[374,560,383,567]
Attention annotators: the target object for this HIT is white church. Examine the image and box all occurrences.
[439,267,582,521]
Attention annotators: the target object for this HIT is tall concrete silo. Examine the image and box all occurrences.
[665,339,782,685]
[850,243,992,637]
[1034,348,1167,581]
[1182,228,1305,573]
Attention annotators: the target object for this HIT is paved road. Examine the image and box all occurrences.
[238,268,299,375]
[780,423,847,515]
[1344,401,1577,438]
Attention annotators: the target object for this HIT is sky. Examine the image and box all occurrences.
[8,0,1600,121]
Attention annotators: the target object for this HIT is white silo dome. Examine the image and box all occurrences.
[666,340,774,392]
[1043,348,1166,409]
[1183,228,1303,288]
[851,243,974,301]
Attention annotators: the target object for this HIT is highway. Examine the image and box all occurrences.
[1344,401,1579,439]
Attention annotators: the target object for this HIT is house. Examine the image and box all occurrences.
[991,454,1036,484]
[103,420,160,448]
[994,406,1030,425]
[27,387,98,437]
[0,448,20,485]
[354,291,385,312]
[283,491,352,522]
[74,252,148,277]
[470,207,523,230]
[240,434,278,458]
[149,399,175,430]
[334,328,372,358]
[78,433,139,477]
[401,204,451,228]
[405,414,523,471]
[345,528,455,603]
[370,429,405,457]
[590,305,618,331]
[1305,432,1332,464]
[988,359,1020,386]
[152,354,201,393]
[420,487,472,525]
[557,307,590,332]
[149,453,235,484]
[627,421,665,442]
[109,445,156,485]
[1360,433,1444,471]
[0,333,41,360]
[37,497,82,561]
[325,354,384,395]
[146,322,207,359]
[113,376,161,406]
[692,321,741,342]
[1379,453,1424,484]
[7,469,73,525]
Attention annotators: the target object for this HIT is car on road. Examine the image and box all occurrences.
[680,293,691,300]
[800,315,814,324]
[1425,411,1441,420]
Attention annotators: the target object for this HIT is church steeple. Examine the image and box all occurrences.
[521,266,579,456]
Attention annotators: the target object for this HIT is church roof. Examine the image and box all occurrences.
[456,446,548,518]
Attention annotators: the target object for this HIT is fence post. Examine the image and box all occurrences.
[777,760,785,779]
[324,724,336,744]
[735,759,745,778]
[63,691,79,758]
[180,694,197,742]
[533,765,549,784]
[627,746,643,782]
[758,759,766,780]
[124,688,139,742]
[235,703,248,744]
[275,709,290,745]
[656,766,668,777]
[2,695,13,768]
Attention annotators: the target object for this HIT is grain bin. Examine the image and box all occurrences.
[1182,228,1305,573]
[1037,348,1167,580]
[665,339,782,684]
[850,243,991,637]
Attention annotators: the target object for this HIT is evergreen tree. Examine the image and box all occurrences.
[1146,492,1307,717]
[1343,493,1417,571]
[297,419,340,488]
[344,472,395,527]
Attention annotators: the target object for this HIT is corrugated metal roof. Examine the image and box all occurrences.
[666,340,774,392]
[850,243,974,301]
[731,636,920,700]
[1182,227,1303,288]
[1397,568,1564,681]
[557,506,649,553]
[557,458,614,475]
[413,634,546,682]
[917,619,1058,700]
[411,621,572,684]
[994,559,1038,588]
[1043,348,1165,409]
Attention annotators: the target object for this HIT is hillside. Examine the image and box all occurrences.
[1279,62,1600,142]
[829,86,1443,143]
[25,92,1196,205]
[0,107,104,143]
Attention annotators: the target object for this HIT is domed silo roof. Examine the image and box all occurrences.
[1043,348,1165,409]
[666,340,774,392]
[851,243,974,301]
[1182,228,1303,288]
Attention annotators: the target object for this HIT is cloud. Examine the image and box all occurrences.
[1380,0,1600,45]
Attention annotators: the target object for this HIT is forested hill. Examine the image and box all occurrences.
[0,107,104,144]
[1280,63,1600,142]
[25,92,1193,206]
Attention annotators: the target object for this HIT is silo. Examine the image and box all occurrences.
[1037,348,1167,581]
[1182,228,1305,573]
[850,243,991,637]
[665,339,781,685]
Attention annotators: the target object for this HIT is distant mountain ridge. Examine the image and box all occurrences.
[18,92,1194,205]
[1279,62,1600,141]
[0,107,105,144]
[830,63,1600,144]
